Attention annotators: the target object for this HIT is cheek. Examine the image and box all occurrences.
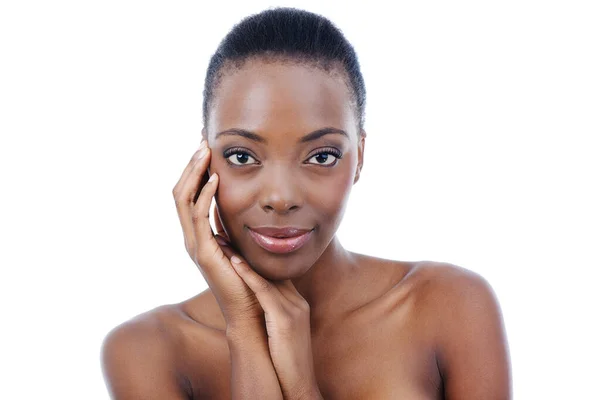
[310,163,356,224]
[211,156,252,211]
[216,177,251,207]
[213,170,256,239]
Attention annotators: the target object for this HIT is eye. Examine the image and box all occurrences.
[223,148,259,166]
[306,148,343,167]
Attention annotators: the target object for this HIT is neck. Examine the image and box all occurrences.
[291,235,358,318]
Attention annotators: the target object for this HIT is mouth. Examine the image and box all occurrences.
[247,226,314,254]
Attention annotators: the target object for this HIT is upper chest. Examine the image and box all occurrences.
[173,278,442,400]
[308,292,442,399]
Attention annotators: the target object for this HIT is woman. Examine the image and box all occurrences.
[101,7,511,399]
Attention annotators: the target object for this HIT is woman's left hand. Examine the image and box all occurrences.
[230,256,323,400]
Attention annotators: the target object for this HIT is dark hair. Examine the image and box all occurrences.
[202,7,366,134]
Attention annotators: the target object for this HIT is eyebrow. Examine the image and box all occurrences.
[215,127,349,144]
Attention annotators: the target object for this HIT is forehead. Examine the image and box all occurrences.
[207,60,356,139]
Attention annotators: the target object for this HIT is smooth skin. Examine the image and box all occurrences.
[101,59,512,399]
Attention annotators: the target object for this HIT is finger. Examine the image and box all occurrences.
[217,239,248,269]
[277,280,310,308]
[212,235,254,286]
[230,255,285,314]
[191,171,220,256]
[190,171,251,294]
[213,206,228,240]
[174,147,211,252]
[172,140,208,194]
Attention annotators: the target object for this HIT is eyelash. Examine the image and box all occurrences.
[223,147,343,168]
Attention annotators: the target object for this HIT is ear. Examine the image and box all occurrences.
[353,130,366,184]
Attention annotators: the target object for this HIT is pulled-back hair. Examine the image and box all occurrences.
[202,7,366,134]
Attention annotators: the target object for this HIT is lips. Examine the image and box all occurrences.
[247,226,314,254]
[249,226,312,238]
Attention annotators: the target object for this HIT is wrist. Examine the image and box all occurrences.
[305,386,323,400]
[225,318,265,342]
[286,380,322,400]
[296,388,323,400]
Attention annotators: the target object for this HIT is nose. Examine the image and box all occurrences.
[258,164,303,214]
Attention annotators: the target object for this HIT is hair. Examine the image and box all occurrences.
[202,7,366,135]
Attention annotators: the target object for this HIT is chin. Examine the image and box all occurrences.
[243,252,313,281]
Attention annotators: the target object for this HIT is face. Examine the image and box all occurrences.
[205,59,365,281]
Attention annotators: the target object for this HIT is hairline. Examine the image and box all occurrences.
[206,55,361,136]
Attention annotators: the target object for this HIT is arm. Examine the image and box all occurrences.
[435,267,512,400]
[227,319,284,400]
[101,319,189,400]
[230,257,323,400]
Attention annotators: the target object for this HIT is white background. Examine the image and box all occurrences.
[1,1,598,398]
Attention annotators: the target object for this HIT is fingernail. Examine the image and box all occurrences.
[199,140,207,149]
[208,173,217,182]
[231,255,242,264]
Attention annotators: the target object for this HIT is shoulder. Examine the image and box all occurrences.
[407,261,499,305]
[384,260,495,312]
[101,305,193,399]
[101,304,184,354]
[408,261,512,399]
[406,260,506,345]
[101,305,176,363]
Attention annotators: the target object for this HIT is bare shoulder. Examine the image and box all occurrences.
[101,293,232,399]
[404,260,498,302]
[100,305,193,399]
[406,261,512,399]
[402,260,506,342]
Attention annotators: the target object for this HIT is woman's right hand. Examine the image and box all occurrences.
[172,140,264,327]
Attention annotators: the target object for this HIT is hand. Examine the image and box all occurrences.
[230,259,322,399]
[172,140,263,326]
